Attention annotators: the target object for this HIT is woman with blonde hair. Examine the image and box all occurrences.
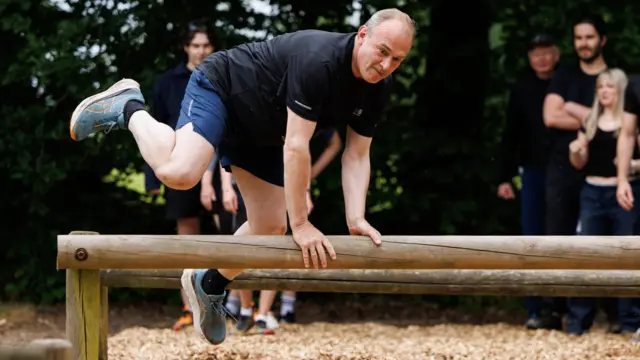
[566,68,640,336]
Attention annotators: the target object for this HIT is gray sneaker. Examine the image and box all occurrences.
[69,78,145,141]
[181,269,228,345]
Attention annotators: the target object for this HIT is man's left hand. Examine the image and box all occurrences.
[348,218,382,246]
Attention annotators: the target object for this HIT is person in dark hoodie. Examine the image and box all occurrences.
[496,33,561,330]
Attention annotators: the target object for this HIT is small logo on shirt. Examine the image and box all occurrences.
[295,100,312,110]
[353,108,363,116]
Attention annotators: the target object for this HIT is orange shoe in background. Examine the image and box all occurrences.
[172,305,193,331]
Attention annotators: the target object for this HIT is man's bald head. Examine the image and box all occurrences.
[353,8,415,83]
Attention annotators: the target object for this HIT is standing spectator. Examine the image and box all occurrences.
[566,68,640,336]
[543,14,616,334]
[143,20,223,331]
[496,33,559,329]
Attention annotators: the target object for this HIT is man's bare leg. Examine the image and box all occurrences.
[129,114,213,189]
[181,166,287,343]
[69,78,214,191]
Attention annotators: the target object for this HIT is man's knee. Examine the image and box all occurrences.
[156,165,201,190]
[156,124,215,190]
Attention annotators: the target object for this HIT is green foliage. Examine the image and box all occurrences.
[0,0,261,303]
[4,0,640,308]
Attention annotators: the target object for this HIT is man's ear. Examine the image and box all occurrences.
[600,35,608,47]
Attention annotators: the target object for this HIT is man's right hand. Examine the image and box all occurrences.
[617,180,634,211]
[497,183,515,200]
[291,220,336,269]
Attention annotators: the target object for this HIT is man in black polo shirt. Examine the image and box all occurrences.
[543,15,614,335]
[496,33,559,330]
[68,8,415,345]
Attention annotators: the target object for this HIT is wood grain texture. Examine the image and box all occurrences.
[57,234,640,270]
[100,269,640,297]
[66,269,101,360]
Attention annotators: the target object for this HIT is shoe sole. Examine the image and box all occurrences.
[69,78,140,141]
[181,269,206,341]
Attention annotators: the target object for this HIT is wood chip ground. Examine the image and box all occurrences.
[1,298,639,359]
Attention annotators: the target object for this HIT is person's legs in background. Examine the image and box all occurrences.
[610,180,640,335]
[279,291,297,324]
[519,167,547,328]
[565,182,606,335]
[165,186,204,331]
[544,169,582,331]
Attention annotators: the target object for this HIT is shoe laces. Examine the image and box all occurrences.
[209,295,237,322]
[103,121,118,135]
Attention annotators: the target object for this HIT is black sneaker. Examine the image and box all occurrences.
[254,319,275,335]
[255,319,267,330]
[279,311,296,324]
[234,315,255,334]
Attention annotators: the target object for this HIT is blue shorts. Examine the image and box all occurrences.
[176,69,284,187]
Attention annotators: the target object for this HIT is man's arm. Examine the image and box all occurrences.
[543,94,582,130]
[284,108,317,229]
[311,130,343,180]
[341,125,372,229]
[543,67,582,130]
[564,101,591,122]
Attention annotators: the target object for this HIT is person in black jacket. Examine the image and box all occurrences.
[496,33,559,329]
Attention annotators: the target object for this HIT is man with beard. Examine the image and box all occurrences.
[543,15,620,335]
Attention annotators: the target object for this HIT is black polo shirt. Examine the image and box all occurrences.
[197,30,393,147]
[545,64,599,181]
[144,64,192,191]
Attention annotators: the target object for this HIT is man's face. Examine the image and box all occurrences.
[184,32,214,67]
[528,46,559,74]
[354,19,413,83]
[573,23,605,63]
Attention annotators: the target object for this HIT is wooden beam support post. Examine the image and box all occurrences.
[64,231,105,360]
[57,234,640,270]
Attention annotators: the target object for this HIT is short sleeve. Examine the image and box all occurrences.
[547,66,570,99]
[286,53,331,121]
[347,78,393,138]
[624,80,640,117]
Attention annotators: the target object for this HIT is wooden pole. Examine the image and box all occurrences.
[100,269,640,297]
[64,231,104,360]
[57,234,640,270]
